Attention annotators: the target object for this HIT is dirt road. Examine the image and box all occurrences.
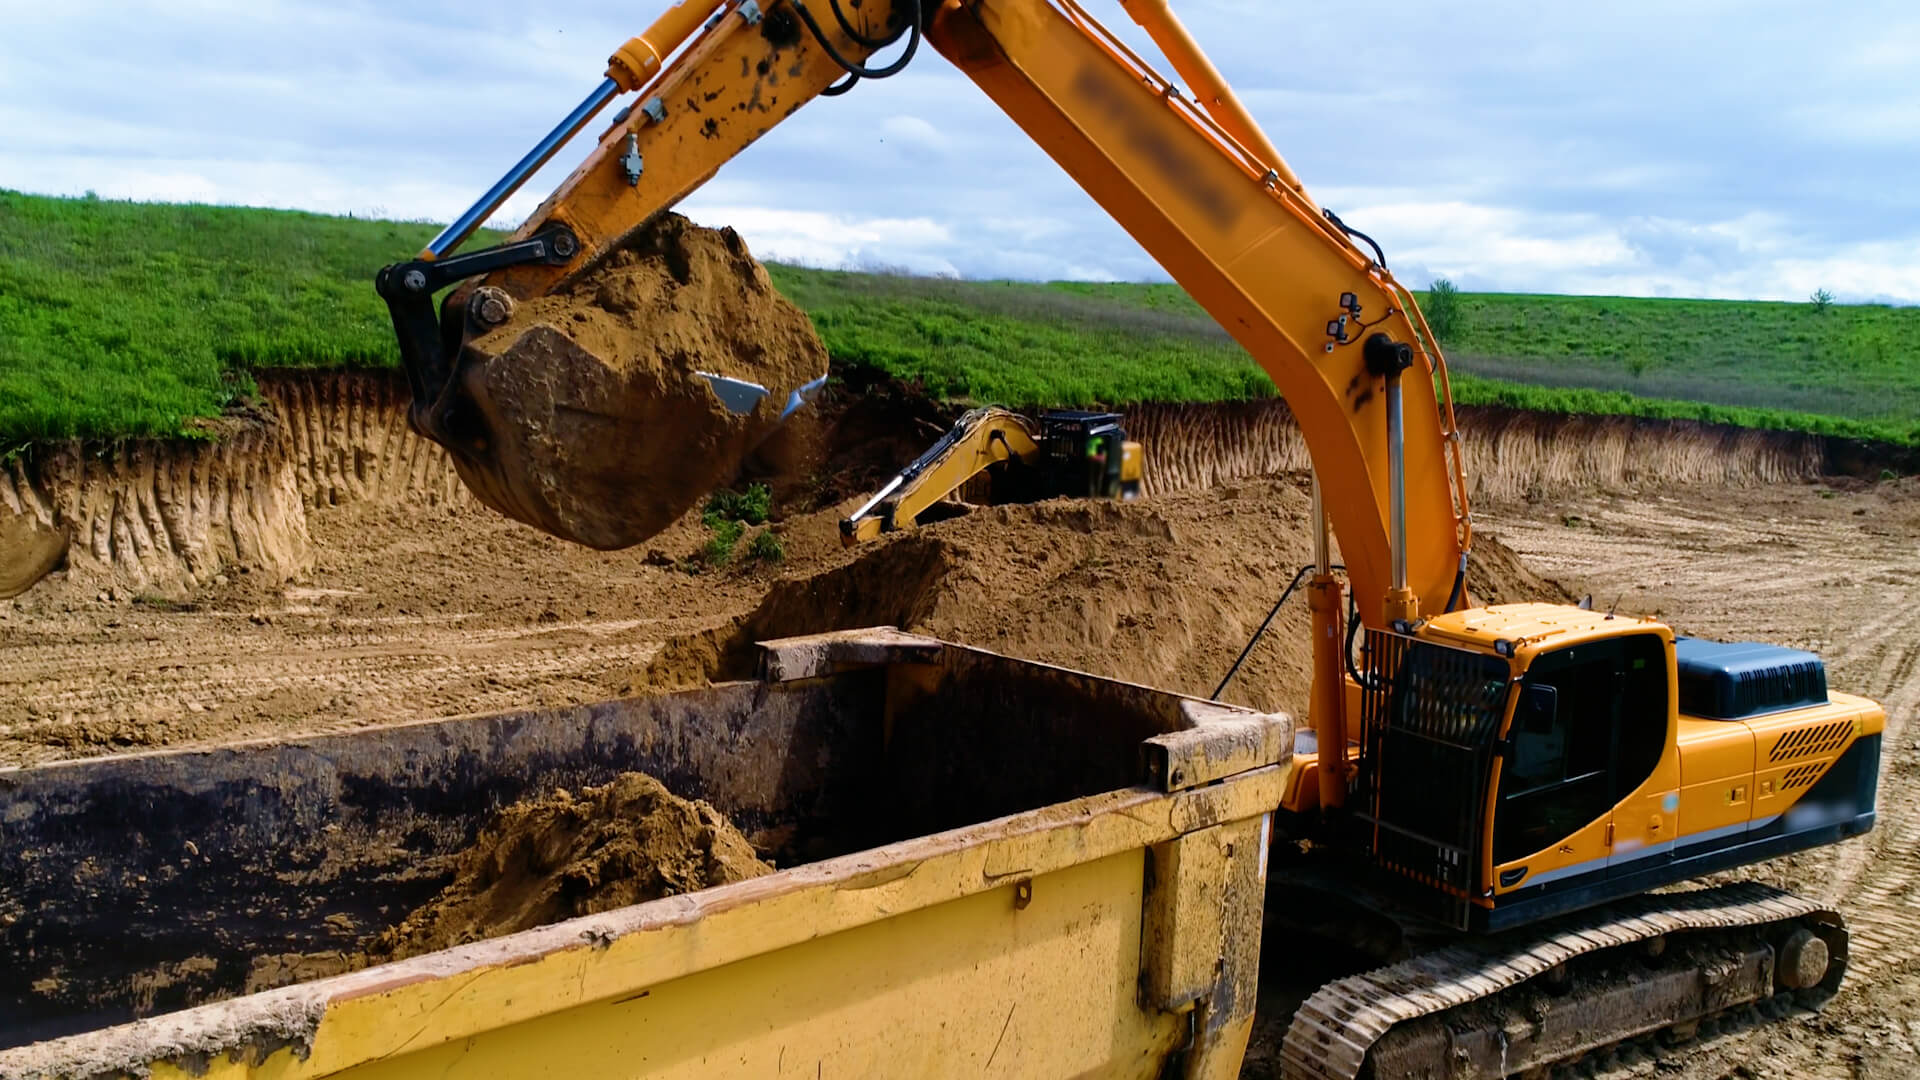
[2,472,1914,1077]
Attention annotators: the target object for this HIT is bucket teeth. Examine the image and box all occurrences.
[695,371,771,415]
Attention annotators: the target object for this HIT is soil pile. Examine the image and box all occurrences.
[638,478,1570,719]
[433,214,828,549]
[370,773,771,961]
[1465,530,1574,607]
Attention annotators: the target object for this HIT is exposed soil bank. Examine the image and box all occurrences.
[1125,397,1901,501]
[2,368,1903,603]
[1,374,465,602]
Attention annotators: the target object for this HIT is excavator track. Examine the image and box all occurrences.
[1280,883,1847,1080]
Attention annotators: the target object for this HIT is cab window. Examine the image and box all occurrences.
[1494,633,1668,865]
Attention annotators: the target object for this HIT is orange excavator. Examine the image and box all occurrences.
[375,0,1884,1074]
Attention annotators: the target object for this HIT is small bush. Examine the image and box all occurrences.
[701,518,744,566]
[705,483,771,525]
[1423,278,1463,345]
[1810,288,1835,313]
[747,529,785,563]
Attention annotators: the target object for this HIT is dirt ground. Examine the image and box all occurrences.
[2,471,1915,1078]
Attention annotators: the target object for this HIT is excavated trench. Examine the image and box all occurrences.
[0,369,1896,604]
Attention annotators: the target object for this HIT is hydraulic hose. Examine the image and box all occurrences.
[828,0,905,48]
[789,0,921,81]
[1214,563,1345,700]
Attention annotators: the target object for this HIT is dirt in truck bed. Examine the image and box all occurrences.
[442,212,828,550]
[369,772,771,963]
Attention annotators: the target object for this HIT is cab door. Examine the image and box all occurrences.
[1490,632,1674,893]
[1603,635,1679,874]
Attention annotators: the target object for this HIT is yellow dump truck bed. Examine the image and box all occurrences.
[0,630,1290,1079]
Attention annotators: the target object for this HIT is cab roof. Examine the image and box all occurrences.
[1420,602,1670,655]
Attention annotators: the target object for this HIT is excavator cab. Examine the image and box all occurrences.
[1033,411,1143,501]
[1344,604,1880,934]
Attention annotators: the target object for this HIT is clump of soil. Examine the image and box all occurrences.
[370,772,771,961]
[0,503,66,600]
[432,213,828,549]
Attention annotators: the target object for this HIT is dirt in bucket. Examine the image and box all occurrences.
[368,772,772,962]
[434,213,829,550]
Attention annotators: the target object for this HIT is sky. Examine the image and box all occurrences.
[5,0,1919,301]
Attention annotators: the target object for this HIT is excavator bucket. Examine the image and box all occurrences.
[424,320,823,551]
[386,215,828,551]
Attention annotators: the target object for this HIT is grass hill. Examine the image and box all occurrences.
[3,190,1915,447]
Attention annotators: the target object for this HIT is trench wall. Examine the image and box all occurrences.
[0,374,467,600]
[1125,399,1828,501]
[0,372,1881,600]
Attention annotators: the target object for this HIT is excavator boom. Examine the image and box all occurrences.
[378,0,1470,629]
[842,408,1041,544]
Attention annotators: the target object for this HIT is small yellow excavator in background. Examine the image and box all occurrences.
[839,407,1143,545]
[368,0,1887,1074]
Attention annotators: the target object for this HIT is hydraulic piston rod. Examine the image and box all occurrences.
[422,78,623,260]
[421,1,724,260]
[1387,376,1406,595]
[1308,474,1348,809]
[1364,333,1417,625]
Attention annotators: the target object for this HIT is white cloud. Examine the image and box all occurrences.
[677,204,957,274]
[2,0,1918,300]
[876,115,948,155]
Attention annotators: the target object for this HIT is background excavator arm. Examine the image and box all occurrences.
[383,0,1472,628]
[840,407,1143,544]
[840,407,1042,544]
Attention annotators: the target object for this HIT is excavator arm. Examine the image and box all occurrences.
[377,0,1472,631]
[840,407,1041,544]
[839,407,1143,544]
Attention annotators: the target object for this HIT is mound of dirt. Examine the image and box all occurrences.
[432,213,828,549]
[370,773,770,961]
[636,480,1574,718]
[1467,530,1575,607]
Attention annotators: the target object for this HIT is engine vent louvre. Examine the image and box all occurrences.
[1769,719,1854,763]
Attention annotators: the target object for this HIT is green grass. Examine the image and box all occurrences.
[0,190,501,441]
[764,268,1273,405]
[3,190,1916,447]
[773,269,1920,446]
[1442,293,1919,431]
